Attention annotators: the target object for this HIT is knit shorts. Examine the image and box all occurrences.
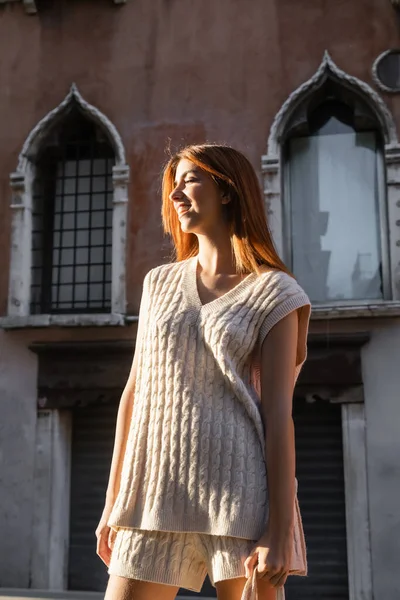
[108,527,255,592]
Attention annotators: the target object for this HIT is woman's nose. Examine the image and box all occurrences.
[169,186,183,202]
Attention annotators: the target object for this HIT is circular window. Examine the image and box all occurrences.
[373,50,400,92]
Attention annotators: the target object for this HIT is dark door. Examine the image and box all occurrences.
[69,400,119,591]
[68,399,214,596]
[286,396,349,600]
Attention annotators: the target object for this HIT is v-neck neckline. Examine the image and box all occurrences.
[184,255,258,314]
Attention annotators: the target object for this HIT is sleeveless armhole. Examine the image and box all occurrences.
[134,270,152,358]
[258,292,311,380]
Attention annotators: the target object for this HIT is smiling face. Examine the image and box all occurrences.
[169,158,230,235]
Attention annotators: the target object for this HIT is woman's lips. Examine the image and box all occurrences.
[177,207,190,217]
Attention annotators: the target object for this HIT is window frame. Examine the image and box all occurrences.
[261,52,400,319]
[2,84,130,328]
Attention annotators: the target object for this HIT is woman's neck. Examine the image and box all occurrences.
[196,234,236,276]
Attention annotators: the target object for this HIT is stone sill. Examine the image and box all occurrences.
[0,0,128,14]
[0,314,138,330]
[311,301,400,319]
[1,302,400,330]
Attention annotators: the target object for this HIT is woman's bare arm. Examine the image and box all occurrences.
[96,276,150,566]
[96,290,148,566]
[105,350,138,506]
[105,298,147,507]
[243,310,299,586]
[260,309,298,535]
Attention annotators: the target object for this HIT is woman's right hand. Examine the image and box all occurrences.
[95,502,117,567]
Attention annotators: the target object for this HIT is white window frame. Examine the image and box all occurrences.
[262,51,400,314]
[2,83,130,328]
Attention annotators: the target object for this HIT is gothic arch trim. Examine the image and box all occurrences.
[17,83,127,173]
[267,51,398,157]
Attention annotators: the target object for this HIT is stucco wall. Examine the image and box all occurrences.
[362,325,400,598]
[0,330,37,586]
[0,0,400,313]
[1,0,400,594]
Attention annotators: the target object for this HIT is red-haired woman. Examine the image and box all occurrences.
[96,144,311,600]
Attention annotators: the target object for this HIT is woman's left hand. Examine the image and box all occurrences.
[244,527,293,589]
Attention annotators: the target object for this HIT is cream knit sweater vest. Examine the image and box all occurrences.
[108,256,311,544]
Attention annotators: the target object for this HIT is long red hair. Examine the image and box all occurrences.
[161,144,291,276]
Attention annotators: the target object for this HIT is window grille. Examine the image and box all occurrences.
[30,112,114,314]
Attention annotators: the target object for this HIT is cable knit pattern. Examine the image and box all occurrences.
[108,256,311,545]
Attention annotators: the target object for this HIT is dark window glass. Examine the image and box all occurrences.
[30,111,114,314]
[285,101,385,303]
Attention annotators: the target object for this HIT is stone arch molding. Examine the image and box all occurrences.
[17,83,127,173]
[262,52,400,302]
[7,84,130,321]
[267,51,398,157]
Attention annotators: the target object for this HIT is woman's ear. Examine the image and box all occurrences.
[221,192,231,205]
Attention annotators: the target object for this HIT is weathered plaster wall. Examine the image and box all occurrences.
[0,329,37,586]
[362,325,400,599]
[1,0,400,593]
[0,0,399,313]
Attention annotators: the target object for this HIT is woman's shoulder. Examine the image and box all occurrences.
[256,264,291,283]
[145,258,191,284]
[256,265,309,299]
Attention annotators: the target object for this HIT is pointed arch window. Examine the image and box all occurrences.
[31,111,114,314]
[283,82,390,303]
[4,84,129,326]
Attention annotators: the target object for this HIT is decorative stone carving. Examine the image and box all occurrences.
[112,164,130,192]
[267,51,397,158]
[18,83,126,173]
[10,172,27,207]
[372,50,400,94]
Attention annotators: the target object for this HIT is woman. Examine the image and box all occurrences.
[96,144,311,600]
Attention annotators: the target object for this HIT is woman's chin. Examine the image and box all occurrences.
[180,223,194,233]
[179,217,195,233]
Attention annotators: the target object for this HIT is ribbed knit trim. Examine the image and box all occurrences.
[258,291,312,383]
[184,255,258,315]
[258,292,311,346]
[110,508,267,541]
